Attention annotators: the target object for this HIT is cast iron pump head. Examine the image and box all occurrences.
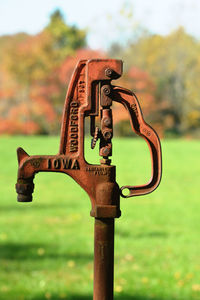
[16,59,162,299]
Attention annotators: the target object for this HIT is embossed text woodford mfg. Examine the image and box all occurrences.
[16,59,162,300]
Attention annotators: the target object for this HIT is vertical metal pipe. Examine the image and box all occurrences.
[93,218,115,300]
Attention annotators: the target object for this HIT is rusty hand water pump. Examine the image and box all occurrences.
[16,59,162,300]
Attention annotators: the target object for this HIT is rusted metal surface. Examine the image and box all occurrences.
[94,218,114,300]
[16,59,162,299]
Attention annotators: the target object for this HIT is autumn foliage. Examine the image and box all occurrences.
[0,10,199,137]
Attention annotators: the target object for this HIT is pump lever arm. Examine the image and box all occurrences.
[112,86,162,198]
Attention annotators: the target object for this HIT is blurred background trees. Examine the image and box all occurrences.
[120,27,200,137]
[0,10,86,134]
[0,8,200,137]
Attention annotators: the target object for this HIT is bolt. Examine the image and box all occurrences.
[103,131,112,140]
[103,86,111,96]
[103,118,111,126]
[102,147,110,156]
[105,68,113,77]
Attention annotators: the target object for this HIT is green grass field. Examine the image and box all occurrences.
[0,136,200,300]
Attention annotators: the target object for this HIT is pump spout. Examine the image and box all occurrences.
[16,177,34,202]
[16,148,34,202]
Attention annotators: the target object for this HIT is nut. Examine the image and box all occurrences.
[100,158,111,165]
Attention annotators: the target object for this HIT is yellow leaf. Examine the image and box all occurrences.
[125,253,134,261]
[0,233,7,241]
[192,284,200,291]
[45,292,51,299]
[174,272,181,279]
[115,285,123,293]
[67,260,75,268]
[141,277,149,284]
[37,248,45,256]
[177,280,184,287]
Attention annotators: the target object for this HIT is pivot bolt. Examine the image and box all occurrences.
[103,130,112,140]
[105,68,113,78]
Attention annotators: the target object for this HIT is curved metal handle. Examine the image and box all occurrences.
[112,86,162,198]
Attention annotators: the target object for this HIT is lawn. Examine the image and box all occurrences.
[0,136,200,300]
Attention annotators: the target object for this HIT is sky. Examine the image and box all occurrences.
[0,0,200,49]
